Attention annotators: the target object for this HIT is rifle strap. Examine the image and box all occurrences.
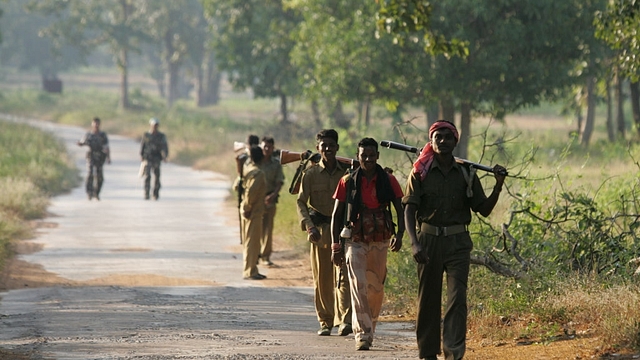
[460,165,476,198]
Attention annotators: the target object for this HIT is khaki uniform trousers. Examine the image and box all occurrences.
[260,205,276,261]
[345,240,388,344]
[242,210,264,278]
[310,222,351,329]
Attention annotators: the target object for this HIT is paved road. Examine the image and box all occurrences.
[0,116,417,359]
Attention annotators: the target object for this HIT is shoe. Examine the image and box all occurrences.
[87,193,92,200]
[338,323,353,336]
[317,326,331,336]
[94,193,100,201]
[152,196,158,201]
[260,259,274,267]
[144,194,150,200]
[243,273,266,280]
[356,340,370,351]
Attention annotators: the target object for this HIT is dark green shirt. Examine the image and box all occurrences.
[140,131,168,163]
[402,158,487,227]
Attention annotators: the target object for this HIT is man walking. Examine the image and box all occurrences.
[297,129,352,337]
[140,118,168,200]
[77,117,110,200]
[331,137,404,351]
[403,120,506,360]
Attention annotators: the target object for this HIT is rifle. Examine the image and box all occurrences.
[236,153,248,244]
[280,149,359,195]
[379,140,508,176]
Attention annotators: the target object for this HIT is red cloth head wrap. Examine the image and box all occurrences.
[412,121,459,180]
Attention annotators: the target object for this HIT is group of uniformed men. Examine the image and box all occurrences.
[236,123,507,360]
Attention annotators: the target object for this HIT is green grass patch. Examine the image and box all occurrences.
[0,120,79,269]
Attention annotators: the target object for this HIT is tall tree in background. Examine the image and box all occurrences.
[596,0,640,137]
[1,0,82,85]
[139,0,203,107]
[28,0,149,109]
[420,0,594,157]
[203,0,301,123]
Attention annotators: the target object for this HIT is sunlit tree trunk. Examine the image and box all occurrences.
[581,76,596,147]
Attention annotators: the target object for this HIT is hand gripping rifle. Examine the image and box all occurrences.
[379,140,508,176]
[280,150,360,195]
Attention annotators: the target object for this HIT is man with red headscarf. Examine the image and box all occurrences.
[403,120,506,360]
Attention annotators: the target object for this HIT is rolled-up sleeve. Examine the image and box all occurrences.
[402,172,423,206]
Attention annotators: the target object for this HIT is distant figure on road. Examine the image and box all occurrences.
[77,117,110,200]
[258,136,284,267]
[241,145,267,280]
[140,118,168,200]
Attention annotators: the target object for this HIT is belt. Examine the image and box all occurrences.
[420,223,468,237]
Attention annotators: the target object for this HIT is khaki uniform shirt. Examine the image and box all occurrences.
[297,160,348,232]
[259,156,285,207]
[402,158,487,226]
[241,162,267,216]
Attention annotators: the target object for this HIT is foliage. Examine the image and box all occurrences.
[0,0,83,77]
[595,0,640,82]
[203,0,302,122]
[374,0,468,57]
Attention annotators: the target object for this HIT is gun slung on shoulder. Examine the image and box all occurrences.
[279,149,359,167]
[379,140,508,176]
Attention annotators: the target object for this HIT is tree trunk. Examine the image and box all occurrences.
[195,64,205,107]
[615,71,626,139]
[332,100,350,129]
[200,52,221,106]
[605,74,615,142]
[581,76,597,147]
[364,99,371,127]
[117,0,130,109]
[311,100,322,127]
[425,101,439,129]
[457,101,471,159]
[119,48,129,109]
[279,92,288,123]
[164,30,179,107]
[630,81,640,138]
[439,97,455,124]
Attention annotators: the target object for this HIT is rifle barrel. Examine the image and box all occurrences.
[379,140,508,176]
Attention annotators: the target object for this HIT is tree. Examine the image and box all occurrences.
[138,0,206,107]
[1,0,82,86]
[290,0,434,130]
[595,0,640,82]
[28,0,149,108]
[203,0,302,123]
[419,0,599,157]
[596,1,640,138]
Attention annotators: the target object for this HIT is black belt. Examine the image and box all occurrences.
[420,223,468,237]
